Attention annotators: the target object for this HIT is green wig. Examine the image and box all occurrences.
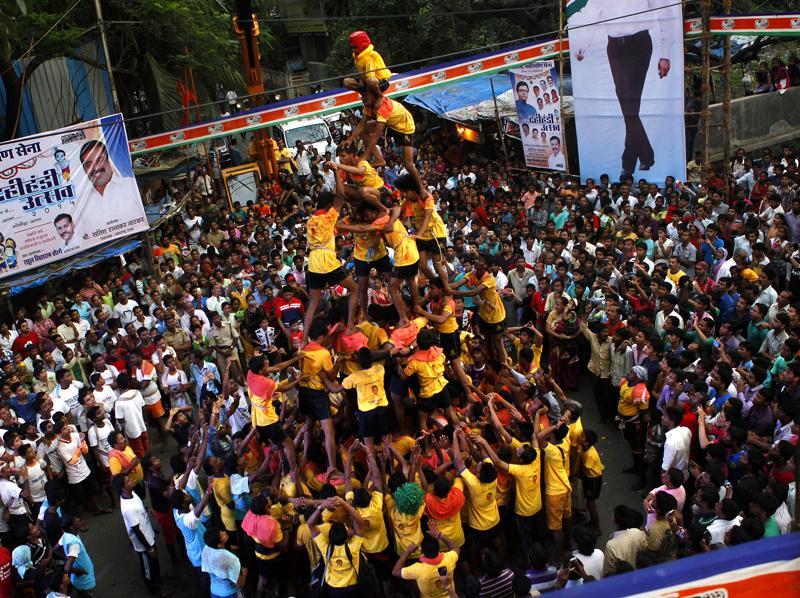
[393,482,424,515]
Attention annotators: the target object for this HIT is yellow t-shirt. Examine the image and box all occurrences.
[581,446,604,478]
[299,343,334,391]
[377,99,415,135]
[618,379,650,417]
[459,460,500,531]
[430,297,458,334]
[508,438,542,517]
[408,195,447,240]
[471,272,506,324]
[246,372,279,427]
[349,160,384,189]
[385,493,424,558]
[354,44,391,80]
[381,218,419,267]
[352,224,388,262]
[108,446,143,485]
[307,208,340,274]
[313,534,363,588]
[346,490,389,554]
[543,438,572,496]
[666,269,686,286]
[404,350,447,398]
[211,476,236,531]
[357,320,390,351]
[254,513,283,561]
[341,364,388,411]
[391,434,416,458]
[401,550,459,598]
[425,478,466,548]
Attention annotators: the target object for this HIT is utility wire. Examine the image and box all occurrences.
[128,0,695,125]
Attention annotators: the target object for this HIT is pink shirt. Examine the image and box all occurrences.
[645,484,686,530]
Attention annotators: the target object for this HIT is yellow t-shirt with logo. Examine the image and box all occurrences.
[313,533,363,588]
[357,320,390,351]
[403,350,447,398]
[408,195,448,240]
[543,438,572,496]
[307,208,340,274]
[299,343,334,391]
[401,550,459,598]
[508,438,542,517]
[341,364,388,411]
[345,489,389,554]
[581,446,604,478]
[381,218,419,267]
[352,224,388,262]
[425,478,466,548]
[430,297,458,334]
[385,493,424,558]
[471,272,506,324]
[459,460,500,531]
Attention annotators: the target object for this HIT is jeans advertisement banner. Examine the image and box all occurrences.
[509,61,566,171]
[567,0,686,182]
[0,115,147,278]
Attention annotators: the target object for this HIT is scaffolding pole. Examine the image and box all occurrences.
[721,0,732,192]
[558,0,571,176]
[700,0,712,177]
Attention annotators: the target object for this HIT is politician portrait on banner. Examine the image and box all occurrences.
[509,60,565,172]
[0,115,146,278]
[567,0,686,182]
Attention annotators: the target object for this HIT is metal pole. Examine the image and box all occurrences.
[558,0,570,176]
[94,0,122,113]
[721,0,732,193]
[489,76,509,167]
[700,0,712,176]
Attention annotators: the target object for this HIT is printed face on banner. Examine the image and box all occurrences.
[0,114,147,278]
[567,0,686,182]
[509,60,565,171]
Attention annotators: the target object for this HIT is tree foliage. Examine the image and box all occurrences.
[322,0,546,81]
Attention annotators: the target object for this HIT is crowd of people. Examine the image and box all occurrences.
[0,35,798,598]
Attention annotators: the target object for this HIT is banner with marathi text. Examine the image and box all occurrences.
[0,115,146,279]
[509,61,565,171]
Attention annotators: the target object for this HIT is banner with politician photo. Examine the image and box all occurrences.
[0,115,146,278]
[509,61,566,171]
[567,0,686,182]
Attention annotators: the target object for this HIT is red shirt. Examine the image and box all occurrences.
[12,331,39,353]
[0,547,12,597]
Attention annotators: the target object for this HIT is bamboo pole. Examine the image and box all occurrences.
[700,0,712,176]
[721,0,732,195]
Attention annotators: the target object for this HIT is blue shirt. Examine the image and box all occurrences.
[8,394,37,425]
[71,301,92,321]
[700,238,723,265]
[190,361,221,402]
[174,508,207,567]
[201,546,241,596]
[59,532,95,590]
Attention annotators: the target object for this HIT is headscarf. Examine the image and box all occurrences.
[12,544,33,579]
[631,366,648,382]
[349,31,371,54]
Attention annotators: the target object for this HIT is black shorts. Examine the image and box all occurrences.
[477,315,504,335]
[467,522,500,544]
[415,237,445,255]
[358,406,392,440]
[255,553,284,579]
[417,385,451,413]
[354,255,392,277]
[357,78,390,93]
[393,261,419,280]
[306,267,347,290]
[69,475,96,505]
[256,421,287,445]
[439,330,461,360]
[581,475,603,501]
[298,386,331,420]
[387,128,414,147]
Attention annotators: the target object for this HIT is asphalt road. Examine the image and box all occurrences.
[81,374,641,597]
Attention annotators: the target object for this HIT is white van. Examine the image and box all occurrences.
[275,116,338,157]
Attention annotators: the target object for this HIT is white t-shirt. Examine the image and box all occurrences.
[96,365,120,390]
[135,364,162,406]
[115,390,147,439]
[113,299,140,326]
[0,477,27,517]
[573,548,605,580]
[87,420,114,467]
[55,432,91,484]
[121,492,156,552]
[93,386,117,414]
[163,370,191,408]
[25,461,48,503]
[224,388,251,435]
[54,381,85,417]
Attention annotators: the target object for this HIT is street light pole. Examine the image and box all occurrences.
[93,0,122,113]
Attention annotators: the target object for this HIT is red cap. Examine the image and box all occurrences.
[349,30,371,53]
